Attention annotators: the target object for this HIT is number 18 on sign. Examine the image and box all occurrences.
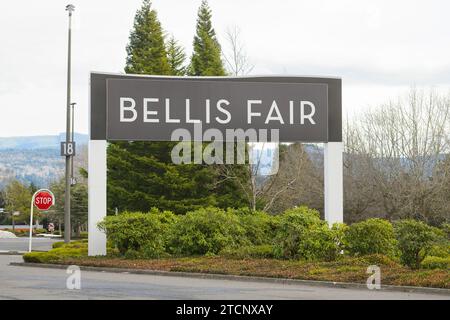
[61,141,76,156]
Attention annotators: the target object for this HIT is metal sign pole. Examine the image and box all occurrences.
[64,4,75,243]
[28,194,35,253]
[28,189,56,252]
[70,103,76,186]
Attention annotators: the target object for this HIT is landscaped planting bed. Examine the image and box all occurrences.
[22,206,450,289]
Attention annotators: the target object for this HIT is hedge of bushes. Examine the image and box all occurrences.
[345,218,397,257]
[97,206,450,269]
[272,207,347,261]
[23,239,117,263]
[23,240,88,263]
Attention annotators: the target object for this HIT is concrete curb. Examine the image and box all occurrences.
[0,251,24,255]
[10,261,450,296]
[0,250,47,255]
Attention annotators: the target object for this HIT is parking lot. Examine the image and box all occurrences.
[0,237,59,252]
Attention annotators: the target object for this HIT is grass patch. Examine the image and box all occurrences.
[23,241,88,263]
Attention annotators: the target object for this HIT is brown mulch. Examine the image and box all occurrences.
[58,255,450,289]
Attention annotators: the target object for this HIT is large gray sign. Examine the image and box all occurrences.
[90,73,342,143]
[106,79,328,142]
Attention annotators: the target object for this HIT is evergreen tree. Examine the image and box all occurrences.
[0,189,5,209]
[71,182,88,236]
[49,176,88,236]
[166,36,187,76]
[108,0,219,214]
[189,0,226,76]
[28,182,38,194]
[108,142,217,213]
[125,0,170,75]
[187,1,249,209]
[0,189,6,225]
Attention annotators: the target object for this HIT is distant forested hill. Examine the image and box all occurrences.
[0,133,88,150]
[0,133,88,188]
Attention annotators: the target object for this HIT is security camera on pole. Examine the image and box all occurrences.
[61,4,76,243]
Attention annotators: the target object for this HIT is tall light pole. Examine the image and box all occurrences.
[64,4,75,243]
[70,102,77,186]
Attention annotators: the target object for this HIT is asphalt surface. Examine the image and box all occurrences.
[0,255,449,300]
[0,237,60,252]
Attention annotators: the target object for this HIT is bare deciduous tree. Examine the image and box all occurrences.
[217,143,323,215]
[218,88,449,225]
[222,26,254,76]
[262,143,324,214]
[216,143,279,211]
[344,88,450,224]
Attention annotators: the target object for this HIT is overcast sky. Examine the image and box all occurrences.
[0,0,449,137]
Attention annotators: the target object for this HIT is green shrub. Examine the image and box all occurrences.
[273,206,345,261]
[23,252,61,263]
[231,208,277,245]
[52,247,87,257]
[421,256,450,269]
[358,254,400,267]
[220,245,275,259]
[345,218,397,257]
[168,207,248,255]
[98,209,177,256]
[298,222,347,261]
[394,219,443,268]
[141,242,171,259]
[123,241,172,259]
[123,249,141,260]
[441,223,450,240]
[427,244,450,258]
[273,206,321,259]
[78,232,88,239]
[23,241,87,263]
[61,240,88,249]
[52,241,65,249]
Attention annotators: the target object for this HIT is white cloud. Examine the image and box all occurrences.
[0,0,449,136]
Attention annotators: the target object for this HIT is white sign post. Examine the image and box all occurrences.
[324,142,344,225]
[29,189,55,252]
[88,140,107,256]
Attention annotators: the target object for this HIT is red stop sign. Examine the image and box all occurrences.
[34,190,54,211]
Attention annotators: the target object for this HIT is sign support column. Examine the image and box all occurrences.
[88,139,107,256]
[324,142,344,225]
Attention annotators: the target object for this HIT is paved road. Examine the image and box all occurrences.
[0,238,60,252]
[0,255,449,300]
